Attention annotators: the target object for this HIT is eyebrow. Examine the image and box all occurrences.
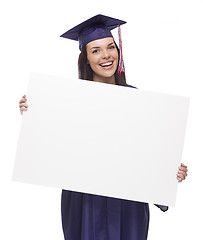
[90,41,115,50]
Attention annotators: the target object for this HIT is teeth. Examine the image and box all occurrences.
[100,62,113,67]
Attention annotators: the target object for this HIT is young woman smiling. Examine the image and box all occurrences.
[19,14,188,240]
[86,38,118,84]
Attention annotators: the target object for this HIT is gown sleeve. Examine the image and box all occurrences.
[126,84,137,89]
[154,204,169,212]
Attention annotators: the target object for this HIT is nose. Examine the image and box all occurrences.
[102,49,110,59]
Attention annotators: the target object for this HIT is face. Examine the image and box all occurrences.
[86,37,118,81]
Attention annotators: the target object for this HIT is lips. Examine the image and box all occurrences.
[99,61,113,68]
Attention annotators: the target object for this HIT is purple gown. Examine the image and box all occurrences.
[61,191,151,240]
[61,84,168,240]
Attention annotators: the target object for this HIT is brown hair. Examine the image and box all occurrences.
[78,43,127,86]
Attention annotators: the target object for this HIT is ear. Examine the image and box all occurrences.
[87,59,90,64]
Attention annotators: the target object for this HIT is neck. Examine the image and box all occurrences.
[93,74,116,85]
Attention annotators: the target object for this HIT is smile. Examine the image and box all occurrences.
[99,61,113,68]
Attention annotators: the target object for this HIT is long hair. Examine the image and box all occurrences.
[78,43,127,86]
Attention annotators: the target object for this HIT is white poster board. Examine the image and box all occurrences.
[12,73,189,206]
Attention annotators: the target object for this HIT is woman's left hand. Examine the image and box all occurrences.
[177,163,188,182]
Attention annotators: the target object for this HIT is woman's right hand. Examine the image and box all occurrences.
[19,95,28,115]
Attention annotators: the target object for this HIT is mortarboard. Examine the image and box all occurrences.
[60,14,126,74]
[60,14,126,50]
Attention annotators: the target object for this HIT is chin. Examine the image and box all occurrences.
[99,69,117,78]
[100,74,115,80]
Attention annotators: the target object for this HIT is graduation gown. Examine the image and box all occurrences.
[61,190,150,240]
[61,84,168,240]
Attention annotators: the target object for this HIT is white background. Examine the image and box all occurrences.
[0,0,202,239]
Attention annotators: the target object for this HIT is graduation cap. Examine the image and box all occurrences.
[60,14,127,74]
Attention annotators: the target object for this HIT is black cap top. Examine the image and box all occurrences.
[60,14,126,50]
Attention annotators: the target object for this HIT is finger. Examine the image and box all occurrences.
[178,168,188,175]
[177,176,182,183]
[20,107,28,113]
[177,173,186,181]
[19,96,27,104]
[181,163,187,168]
[179,166,188,172]
[19,103,28,108]
[19,99,27,104]
[177,173,187,180]
[178,171,187,179]
[179,169,188,176]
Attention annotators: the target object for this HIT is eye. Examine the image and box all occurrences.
[109,45,116,50]
[92,49,99,54]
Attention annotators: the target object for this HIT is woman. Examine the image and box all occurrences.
[19,14,188,240]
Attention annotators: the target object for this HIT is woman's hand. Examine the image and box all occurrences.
[19,95,28,115]
[177,163,188,183]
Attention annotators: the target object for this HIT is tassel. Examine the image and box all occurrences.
[117,25,125,75]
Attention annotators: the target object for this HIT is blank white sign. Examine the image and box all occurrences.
[13,73,189,206]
